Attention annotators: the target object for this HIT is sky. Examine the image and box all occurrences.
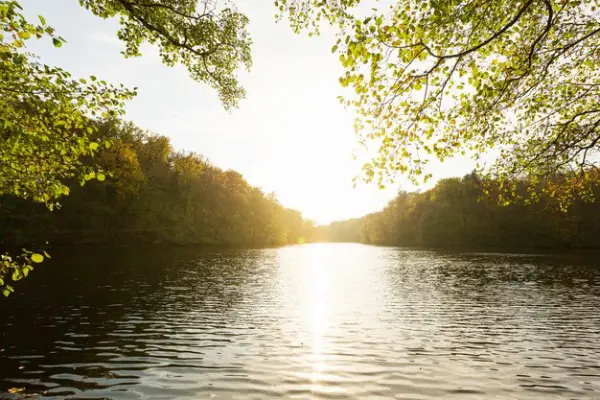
[21,0,474,224]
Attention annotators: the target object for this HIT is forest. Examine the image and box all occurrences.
[0,120,314,248]
[315,173,600,249]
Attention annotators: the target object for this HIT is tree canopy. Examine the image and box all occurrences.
[80,0,252,109]
[279,0,600,207]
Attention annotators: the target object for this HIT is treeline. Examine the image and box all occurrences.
[315,173,600,249]
[0,121,313,248]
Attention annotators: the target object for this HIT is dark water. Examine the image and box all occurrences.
[1,243,600,399]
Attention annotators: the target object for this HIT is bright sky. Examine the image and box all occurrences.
[21,0,474,224]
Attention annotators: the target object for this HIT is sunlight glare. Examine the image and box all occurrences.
[307,244,330,386]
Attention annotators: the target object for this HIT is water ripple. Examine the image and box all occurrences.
[1,244,600,398]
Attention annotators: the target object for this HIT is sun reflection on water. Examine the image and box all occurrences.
[277,244,352,396]
[308,244,330,388]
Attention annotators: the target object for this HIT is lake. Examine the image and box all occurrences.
[1,243,600,399]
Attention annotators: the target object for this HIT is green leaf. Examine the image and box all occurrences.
[97,173,106,182]
[11,270,22,281]
[52,38,62,48]
[31,253,44,263]
[89,142,99,151]
[38,15,46,25]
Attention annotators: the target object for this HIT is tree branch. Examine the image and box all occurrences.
[527,0,553,68]
[430,0,535,60]
[117,0,214,21]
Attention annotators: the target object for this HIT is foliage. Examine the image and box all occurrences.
[1,0,253,294]
[0,0,135,207]
[278,0,600,208]
[0,249,47,296]
[80,0,252,109]
[0,0,137,294]
[0,121,314,249]
[316,172,600,249]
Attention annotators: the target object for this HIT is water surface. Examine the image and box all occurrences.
[1,243,600,399]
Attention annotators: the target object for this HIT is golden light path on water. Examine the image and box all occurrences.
[277,243,346,397]
[309,244,329,392]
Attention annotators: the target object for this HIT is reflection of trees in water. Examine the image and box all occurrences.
[424,252,600,325]
[148,247,276,321]
[431,251,600,290]
[379,250,600,375]
[0,247,272,396]
[429,252,600,369]
[380,249,600,333]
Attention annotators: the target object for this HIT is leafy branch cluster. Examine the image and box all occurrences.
[1,1,135,207]
[80,0,252,109]
[280,0,600,209]
[0,249,47,297]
